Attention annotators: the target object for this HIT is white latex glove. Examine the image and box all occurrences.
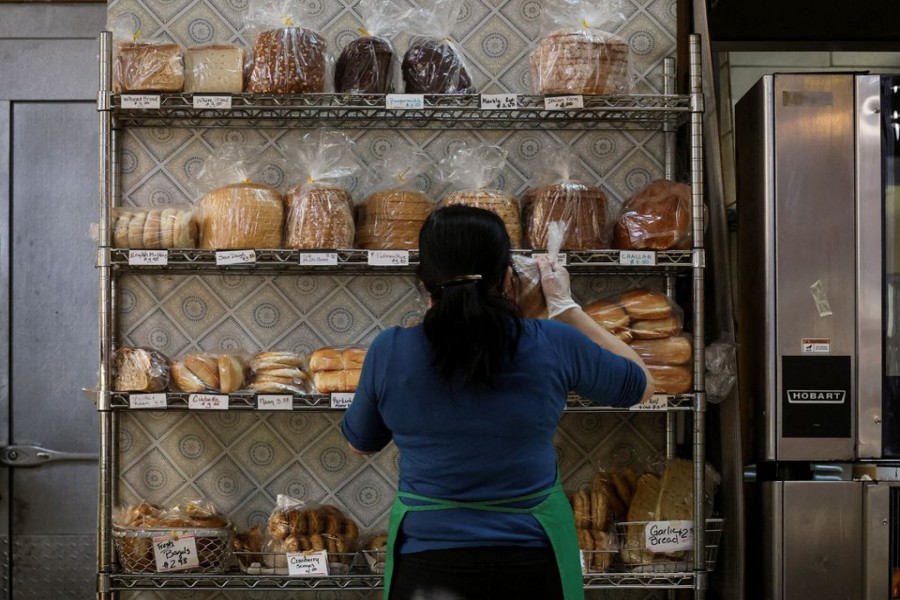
[537,257,580,318]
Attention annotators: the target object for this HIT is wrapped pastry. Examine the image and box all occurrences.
[335,0,408,93]
[109,14,184,92]
[112,207,197,249]
[184,44,244,93]
[401,0,475,94]
[113,347,170,392]
[613,179,693,251]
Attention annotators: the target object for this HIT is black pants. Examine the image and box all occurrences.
[390,546,564,600]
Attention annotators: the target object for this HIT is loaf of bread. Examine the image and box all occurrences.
[198,182,284,249]
[113,347,170,392]
[184,44,244,93]
[619,289,673,320]
[648,364,692,395]
[584,299,629,331]
[246,27,328,93]
[621,473,661,565]
[356,190,432,250]
[402,38,475,94]
[336,36,394,93]
[249,351,308,394]
[171,353,247,393]
[283,183,355,249]
[313,369,362,393]
[442,190,522,249]
[309,347,367,372]
[629,315,682,340]
[525,181,609,250]
[112,208,197,249]
[630,336,692,365]
[655,458,693,521]
[614,180,692,251]
[114,41,185,92]
[530,29,629,96]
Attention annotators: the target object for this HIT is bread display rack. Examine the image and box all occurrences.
[96,28,710,599]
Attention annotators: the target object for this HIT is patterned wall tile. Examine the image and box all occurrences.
[264,461,329,504]
[122,447,189,501]
[230,422,295,482]
[194,455,258,513]
[159,417,226,477]
[334,465,395,528]
[268,412,334,453]
[301,430,369,490]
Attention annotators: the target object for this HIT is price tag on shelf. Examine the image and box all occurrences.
[286,550,329,577]
[299,252,338,266]
[644,520,694,553]
[129,394,167,409]
[257,395,293,410]
[386,94,425,110]
[128,249,168,266]
[192,95,232,110]
[480,94,518,110]
[530,252,567,266]
[330,393,355,409]
[368,250,409,266]
[630,395,669,411]
[619,250,657,266]
[188,394,229,410]
[216,249,256,266]
[153,534,199,572]
[544,95,583,110]
[121,94,161,110]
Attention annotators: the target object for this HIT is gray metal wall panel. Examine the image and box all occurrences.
[11,535,92,600]
[0,40,100,101]
[0,5,105,39]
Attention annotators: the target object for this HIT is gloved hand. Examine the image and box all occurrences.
[537,257,580,318]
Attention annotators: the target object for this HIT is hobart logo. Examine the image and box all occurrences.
[786,390,846,404]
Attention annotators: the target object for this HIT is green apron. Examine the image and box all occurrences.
[382,476,584,600]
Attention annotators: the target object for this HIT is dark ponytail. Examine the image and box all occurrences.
[417,205,522,387]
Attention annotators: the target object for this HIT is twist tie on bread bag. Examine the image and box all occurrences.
[336,0,409,93]
[401,0,476,94]
[108,12,185,93]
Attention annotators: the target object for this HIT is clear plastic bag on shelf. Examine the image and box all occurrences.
[401,0,475,94]
[511,221,567,319]
[530,0,632,96]
[248,350,310,394]
[583,288,684,342]
[647,364,692,395]
[613,179,693,251]
[111,206,198,249]
[360,533,388,574]
[309,346,367,393]
[335,0,409,93]
[705,341,737,404]
[630,334,693,366]
[439,143,522,247]
[170,352,249,393]
[244,0,331,93]
[108,13,185,93]
[282,130,359,250]
[356,148,436,250]
[184,44,245,93]
[113,347,170,392]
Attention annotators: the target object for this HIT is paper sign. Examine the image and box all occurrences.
[801,338,831,353]
[481,94,518,110]
[368,250,409,266]
[188,394,229,410]
[630,395,669,411]
[153,534,199,572]
[386,94,425,110]
[645,520,694,553]
[287,550,329,576]
[330,393,354,409]
[257,395,293,410]
[216,249,256,265]
[300,252,339,266]
[129,394,167,409]
[121,94,161,110]
[128,249,168,266]
[193,95,232,110]
[530,252,567,266]
[619,250,657,266]
[544,95,584,110]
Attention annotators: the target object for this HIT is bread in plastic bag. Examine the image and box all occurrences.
[112,206,198,249]
[244,0,330,93]
[113,347,170,392]
[184,44,244,93]
[335,0,408,93]
[613,179,692,251]
[629,335,692,366]
[248,350,309,394]
[530,0,631,96]
[308,345,366,393]
[511,221,567,319]
[401,0,475,94]
[109,14,184,93]
[170,352,248,393]
[583,288,684,342]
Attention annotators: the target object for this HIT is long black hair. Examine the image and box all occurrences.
[417,204,522,387]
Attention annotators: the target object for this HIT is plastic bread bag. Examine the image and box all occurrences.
[439,143,523,247]
[111,206,198,249]
[523,146,616,250]
[263,495,360,571]
[582,288,683,343]
[530,0,632,96]
[356,147,436,250]
[108,13,185,93]
[113,347,170,392]
[705,341,736,404]
[613,179,692,251]
[335,0,409,93]
[629,334,693,366]
[160,498,229,529]
[282,130,359,249]
[169,352,249,393]
[308,345,367,394]
[244,0,331,93]
[248,350,310,395]
[193,143,285,250]
[184,44,245,93]
[402,0,475,94]
[510,221,567,319]
[114,501,164,527]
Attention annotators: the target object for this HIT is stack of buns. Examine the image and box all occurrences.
[442,190,523,249]
[170,353,247,393]
[184,44,244,93]
[114,41,185,92]
[614,179,692,251]
[264,503,360,573]
[530,29,630,96]
[197,182,284,249]
[248,351,308,394]
[524,181,609,250]
[356,190,432,250]
[112,207,197,249]
[246,27,328,93]
[570,467,636,572]
[113,347,170,392]
[284,183,355,249]
[309,347,367,393]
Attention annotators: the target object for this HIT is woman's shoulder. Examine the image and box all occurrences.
[370,324,424,349]
[521,317,579,339]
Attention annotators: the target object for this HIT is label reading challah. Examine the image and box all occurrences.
[153,534,199,572]
[544,95,584,110]
[619,250,656,266]
[481,94,518,110]
[257,395,293,410]
[644,520,693,553]
[330,393,355,409]
[121,94,161,110]
[386,94,425,110]
[630,395,669,411]
[299,252,338,266]
[128,249,168,266]
[188,394,229,410]
[129,394,167,409]
[216,249,256,266]
[368,250,409,266]
[193,95,232,110]
[287,550,329,576]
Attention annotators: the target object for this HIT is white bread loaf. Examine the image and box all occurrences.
[184,45,244,93]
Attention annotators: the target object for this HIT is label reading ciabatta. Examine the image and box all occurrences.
[121,94,161,110]
[193,95,232,110]
[368,250,409,266]
[287,550,329,576]
[645,520,693,553]
[153,534,199,572]
[216,249,256,265]
[544,95,584,110]
[188,394,229,410]
[481,94,518,110]
[128,249,168,266]
[386,94,425,110]
[129,394,167,409]
[299,252,338,266]
[619,250,656,266]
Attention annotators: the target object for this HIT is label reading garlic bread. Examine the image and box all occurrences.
[644,520,693,553]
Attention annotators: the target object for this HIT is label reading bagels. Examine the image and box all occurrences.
[619,250,656,266]
[188,394,229,410]
[153,534,199,572]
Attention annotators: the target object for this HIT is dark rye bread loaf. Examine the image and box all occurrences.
[336,36,394,93]
[402,39,474,94]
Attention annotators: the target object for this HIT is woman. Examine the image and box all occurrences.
[341,205,653,600]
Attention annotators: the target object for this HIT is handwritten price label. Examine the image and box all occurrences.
[530,252,567,266]
[153,534,199,572]
[121,94,161,110]
[481,94,518,110]
[128,249,168,266]
[386,94,425,110]
[544,95,584,110]
[192,95,232,110]
[188,394,229,410]
[287,550,329,577]
[299,252,338,266]
[257,395,293,410]
[129,394,167,409]
[619,250,657,266]
[368,250,409,266]
[330,393,355,409]
[645,520,694,553]
[216,249,256,265]
[630,395,669,411]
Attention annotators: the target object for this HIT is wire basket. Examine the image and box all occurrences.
[613,518,724,573]
[581,548,619,573]
[113,525,231,574]
[361,548,388,574]
[235,551,361,575]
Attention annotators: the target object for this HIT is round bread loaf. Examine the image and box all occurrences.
[648,364,692,395]
[584,298,629,330]
[629,335,692,365]
[614,179,692,250]
[530,29,630,95]
[198,182,283,249]
[526,180,608,250]
[246,27,327,94]
[402,38,475,94]
[619,289,672,320]
[284,183,355,249]
[356,190,432,249]
[629,315,682,339]
[336,36,394,93]
[442,190,522,248]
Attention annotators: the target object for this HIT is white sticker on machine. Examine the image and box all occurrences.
[801,338,831,353]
